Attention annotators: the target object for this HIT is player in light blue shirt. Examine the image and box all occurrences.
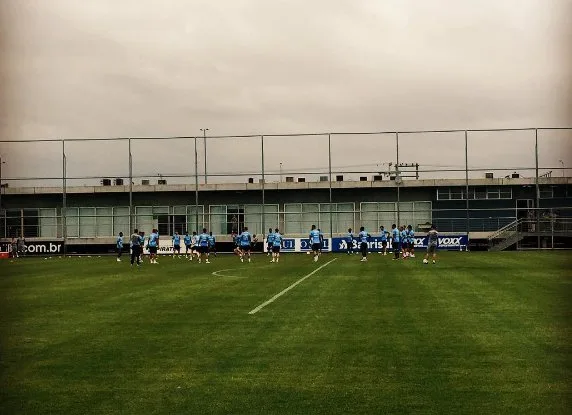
[239,227,253,263]
[197,228,210,263]
[358,227,371,262]
[309,225,321,262]
[266,228,275,257]
[400,226,408,260]
[407,225,416,258]
[172,232,181,258]
[183,231,192,259]
[391,224,400,260]
[208,232,216,257]
[116,232,124,262]
[379,226,388,255]
[148,229,159,264]
[270,228,283,263]
[346,228,354,255]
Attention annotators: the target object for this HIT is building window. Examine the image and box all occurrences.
[539,187,554,199]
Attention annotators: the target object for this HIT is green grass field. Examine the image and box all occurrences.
[1,251,570,414]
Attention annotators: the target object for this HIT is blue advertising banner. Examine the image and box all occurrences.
[331,235,469,252]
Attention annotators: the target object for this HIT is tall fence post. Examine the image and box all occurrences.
[62,140,67,256]
[396,132,400,226]
[328,133,333,239]
[535,129,540,249]
[128,138,133,233]
[465,130,470,242]
[194,136,200,232]
[261,135,265,242]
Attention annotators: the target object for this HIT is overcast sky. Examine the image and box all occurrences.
[1,0,571,185]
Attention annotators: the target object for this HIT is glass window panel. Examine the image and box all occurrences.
[113,207,130,236]
[500,188,512,199]
[474,188,487,199]
[135,206,154,233]
[186,205,203,233]
[96,207,113,237]
[486,187,500,199]
[39,208,57,238]
[437,188,450,200]
[173,206,187,215]
[209,205,227,235]
[413,201,432,228]
[64,207,79,237]
[79,207,96,237]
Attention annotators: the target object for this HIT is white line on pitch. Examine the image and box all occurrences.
[248,258,338,315]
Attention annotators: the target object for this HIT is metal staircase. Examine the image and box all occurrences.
[488,219,524,251]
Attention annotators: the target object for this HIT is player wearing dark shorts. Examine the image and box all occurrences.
[266,228,274,256]
[309,225,321,262]
[130,229,141,266]
[270,228,282,263]
[238,227,253,262]
[391,224,400,260]
[358,226,371,262]
[172,232,181,258]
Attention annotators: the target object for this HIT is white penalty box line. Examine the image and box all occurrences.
[248,258,338,315]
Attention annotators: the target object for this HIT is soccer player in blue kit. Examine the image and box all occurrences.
[208,232,216,257]
[379,226,388,255]
[270,228,282,263]
[148,229,159,264]
[266,228,274,257]
[116,232,124,262]
[183,231,192,259]
[358,226,371,262]
[391,224,400,260]
[172,232,181,258]
[197,228,210,264]
[346,228,354,255]
[239,227,253,263]
[407,225,416,258]
[309,225,321,262]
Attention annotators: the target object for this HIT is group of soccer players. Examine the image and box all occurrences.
[117,223,439,266]
[345,224,439,263]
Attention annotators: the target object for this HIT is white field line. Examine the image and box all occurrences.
[248,258,338,315]
[211,268,244,278]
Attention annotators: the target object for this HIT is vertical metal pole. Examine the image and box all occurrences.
[396,132,400,226]
[261,135,266,240]
[62,140,67,256]
[0,156,3,238]
[465,130,470,243]
[194,136,200,231]
[328,133,333,238]
[0,155,3,212]
[535,129,540,249]
[128,138,133,233]
[201,128,208,184]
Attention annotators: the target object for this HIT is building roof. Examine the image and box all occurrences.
[3,177,570,195]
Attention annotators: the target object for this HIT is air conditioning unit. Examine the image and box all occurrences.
[319,176,328,182]
[373,175,383,181]
[511,173,520,178]
[485,173,494,179]
[285,176,294,182]
[248,178,254,183]
[359,176,368,182]
[114,178,124,185]
[101,178,111,186]
[258,179,265,183]
[141,179,150,185]
[297,177,306,182]
[158,179,167,185]
[336,175,344,182]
